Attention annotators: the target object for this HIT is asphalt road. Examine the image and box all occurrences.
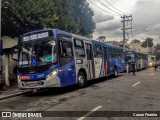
[0,68,160,120]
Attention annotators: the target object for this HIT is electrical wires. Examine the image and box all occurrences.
[87,0,121,16]
[97,0,122,16]
[104,0,128,15]
[132,18,145,40]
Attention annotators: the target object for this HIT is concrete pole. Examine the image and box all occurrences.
[4,54,10,87]
[122,15,126,52]
[0,0,1,39]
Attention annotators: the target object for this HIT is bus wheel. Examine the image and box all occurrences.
[77,72,86,88]
[113,67,118,78]
[0,83,3,90]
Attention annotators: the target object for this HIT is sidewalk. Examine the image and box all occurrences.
[0,84,31,100]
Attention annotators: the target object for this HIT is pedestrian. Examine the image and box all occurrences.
[154,62,158,71]
[131,59,136,75]
[126,63,130,74]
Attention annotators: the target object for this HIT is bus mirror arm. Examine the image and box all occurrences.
[11,57,18,61]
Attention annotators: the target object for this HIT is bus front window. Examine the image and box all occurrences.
[19,39,57,67]
[125,54,134,63]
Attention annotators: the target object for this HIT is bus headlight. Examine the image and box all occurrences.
[149,62,152,66]
[46,69,58,79]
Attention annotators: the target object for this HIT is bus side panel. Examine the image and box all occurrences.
[58,60,76,87]
[54,30,77,87]
[117,58,122,73]
[118,54,125,73]
[94,57,103,78]
[100,56,105,77]
[109,58,116,74]
[104,51,109,75]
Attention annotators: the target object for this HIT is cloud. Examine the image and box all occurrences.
[146,23,160,31]
[88,0,160,43]
[93,14,114,23]
[132,0,160,33]
[95,21,121,33]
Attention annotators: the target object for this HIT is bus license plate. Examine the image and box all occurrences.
[28,82,37,87]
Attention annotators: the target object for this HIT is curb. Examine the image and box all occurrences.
[0,91,32,100]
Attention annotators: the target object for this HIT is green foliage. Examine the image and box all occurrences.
[131,39,141,43]
[2,0,58,37]
[155,44,160,60]
[141,37,153,48]
[119,41,129,49]
[98,36,106,42]
[2,0,95,37]
[54,0,78,33]
[72,0,95,36]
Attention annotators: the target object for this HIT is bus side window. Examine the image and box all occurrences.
[74,39,85,58]
[94,44,102,58]
[58,35,73,66]
[61,41,73,57]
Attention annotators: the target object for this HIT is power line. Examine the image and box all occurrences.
[97,0,122,15]
[104,0,129,15]
[132,18,145,40]
[87,0,121,16]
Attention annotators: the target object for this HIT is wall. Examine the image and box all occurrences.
[2,36,18,86]
[2,36,18,49]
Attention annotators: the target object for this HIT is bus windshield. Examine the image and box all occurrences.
[124,53,135,63]
[19,39,57,67]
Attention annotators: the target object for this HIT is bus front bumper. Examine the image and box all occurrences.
[18,76,61,89]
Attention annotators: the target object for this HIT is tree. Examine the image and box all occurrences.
[72,0,95,36]
[155,44,160,60]
[131,39,141,43]
[119,41,129,49]
[2,0,58,37]
[141,37,153,48]
[98,36,106,42]
[2,0,95,37]
[54,0,79,33]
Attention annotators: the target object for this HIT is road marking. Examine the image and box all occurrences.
[77,106,102,120]
[132,81,140,87]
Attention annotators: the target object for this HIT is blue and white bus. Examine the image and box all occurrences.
[124,51,148,70]
[17,29,125,90]
[148,55,156,67]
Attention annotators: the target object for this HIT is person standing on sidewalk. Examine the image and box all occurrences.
[154,61,158,71]
[131,58,136,75]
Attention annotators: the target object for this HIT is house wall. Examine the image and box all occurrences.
[2,36,18,87]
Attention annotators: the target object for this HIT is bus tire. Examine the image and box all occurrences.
[77,71,86,88]
[113,67,118,78]
[0,83,3,90]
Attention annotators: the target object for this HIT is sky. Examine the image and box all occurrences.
[87,0,160,44]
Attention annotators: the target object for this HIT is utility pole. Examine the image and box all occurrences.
[122,15,125,52]
[0,0,1,39]
[121,15,132,52]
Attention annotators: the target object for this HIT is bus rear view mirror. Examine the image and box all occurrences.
[11,46,18,61]
[11,57,18,61]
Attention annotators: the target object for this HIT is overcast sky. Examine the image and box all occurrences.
[87,0,160,44]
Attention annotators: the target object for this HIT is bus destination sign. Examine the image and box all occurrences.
[22,32,49,42]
